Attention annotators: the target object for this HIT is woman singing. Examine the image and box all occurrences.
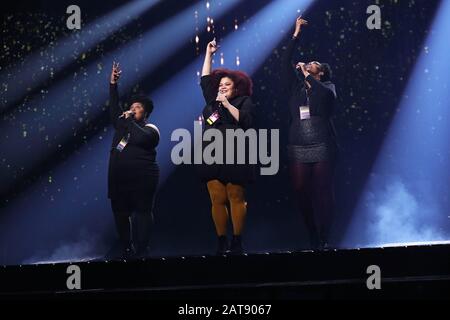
[199,39,256,255]
[281,18,338,249]
[108,62,160,258]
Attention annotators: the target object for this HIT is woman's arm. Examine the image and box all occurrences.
[216,92,240,122]
[200,39,219,105]
[224,103,240,122]
[304,73,336,99]
[126,119,160,149]
[281,17,308,88]
[201,38,217,76]
[227,106,240,123]
[109,62,124,129]
[217,94,255,129]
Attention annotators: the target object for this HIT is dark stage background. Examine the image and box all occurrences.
[0,0,449,265]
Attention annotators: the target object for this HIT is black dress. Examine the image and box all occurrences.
[281,37,338,163]
[197,75,256,185]
[108,83,160,200]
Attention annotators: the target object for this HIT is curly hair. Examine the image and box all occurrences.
[210,68,253,97]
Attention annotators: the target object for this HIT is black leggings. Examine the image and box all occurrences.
[110,190,156,253]
[289,160,335,246]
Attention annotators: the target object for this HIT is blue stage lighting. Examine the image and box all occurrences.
[0,134,113,265]
[0,0,160,112]
[343,0,450,248]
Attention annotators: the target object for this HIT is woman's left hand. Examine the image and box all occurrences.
[216,93,231,108]
[296,62,309,77]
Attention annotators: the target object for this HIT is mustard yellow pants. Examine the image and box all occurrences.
[206,179,247,236]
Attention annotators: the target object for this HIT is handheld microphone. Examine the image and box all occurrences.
[119,111,135,119]
[217,90,225,108]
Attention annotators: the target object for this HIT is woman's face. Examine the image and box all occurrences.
[306,61,322,76]
[130,102,146,121]
[218,77,235,99]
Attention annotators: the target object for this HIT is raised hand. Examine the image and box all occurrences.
[206,38,219,55]
[296,16,308,30]
[110,61,122,84]
[294,16,308,37]
[202,38,219,76]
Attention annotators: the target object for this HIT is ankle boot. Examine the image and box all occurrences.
[121,243,136,260]
[216,235,229,255]
[230,235,243,255]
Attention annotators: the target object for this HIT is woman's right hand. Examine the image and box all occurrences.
[110,61,122,84]
[120,110,135,119]
[294,16,308,36]
[206,38,218,55]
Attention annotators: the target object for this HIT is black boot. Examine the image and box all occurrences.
[318,227,331,250]
[230,235,243,255]
[319,239,329,250]
[135,245,151,259]
[216,235,229,255]
[134,212,153,259]
[309,232,320,250]
[120,243,136,260]
[319,233,330,250]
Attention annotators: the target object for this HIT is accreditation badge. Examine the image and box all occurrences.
[116,134,130,152]
[299,106,311,120]
[206,110,220,125]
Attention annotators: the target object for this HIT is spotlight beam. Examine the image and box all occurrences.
[0,0,160,114]
[343,0,450,247]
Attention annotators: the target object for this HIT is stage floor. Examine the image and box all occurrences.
[1,243,449,299]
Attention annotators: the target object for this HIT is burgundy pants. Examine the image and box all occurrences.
[289,160,335,247]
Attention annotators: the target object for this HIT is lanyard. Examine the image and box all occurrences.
[116,132,130,152]
[305,86,311,106]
